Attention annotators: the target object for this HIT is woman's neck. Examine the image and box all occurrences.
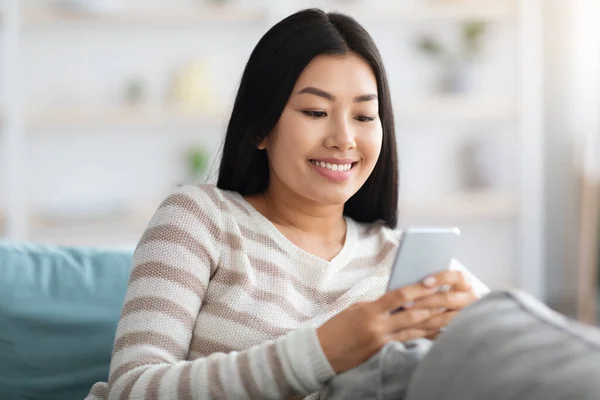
[246,186,347,243]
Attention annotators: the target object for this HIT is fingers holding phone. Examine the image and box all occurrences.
[316,280,443,374]
[317,227,486,374]
[384,228,485,337]
[410,270,482,337]
[415,270,479,309]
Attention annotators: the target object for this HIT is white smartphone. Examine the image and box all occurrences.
[386,227,461,292]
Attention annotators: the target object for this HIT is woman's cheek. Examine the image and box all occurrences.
[361,131,382,165]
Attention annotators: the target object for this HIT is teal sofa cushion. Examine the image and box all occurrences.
[0,241,134,400]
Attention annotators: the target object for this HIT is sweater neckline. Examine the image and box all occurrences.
[229,191,358,268]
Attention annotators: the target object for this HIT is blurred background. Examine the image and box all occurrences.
[0,0,598,324]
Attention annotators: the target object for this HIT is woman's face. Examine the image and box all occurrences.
[260,52,383,206]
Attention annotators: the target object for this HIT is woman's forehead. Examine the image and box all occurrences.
[292,53,378,97]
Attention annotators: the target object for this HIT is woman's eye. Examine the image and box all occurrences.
[356,115,375,122]
[303,110,327,118]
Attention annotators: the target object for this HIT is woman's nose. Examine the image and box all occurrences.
[324,119,356,151]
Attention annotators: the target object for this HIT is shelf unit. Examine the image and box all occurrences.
[21,0,517,28]
[11,190,517,247]
[399,191,518,219]
[23,95,515,131]
[27,105,228,130]
[0,0,545,298]
[28,191,518,227]
[395,96,518,124]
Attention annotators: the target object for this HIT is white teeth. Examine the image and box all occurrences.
[311,160,353,171]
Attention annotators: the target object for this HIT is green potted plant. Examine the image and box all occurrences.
[416,20,488,93]
[187,145,211,183]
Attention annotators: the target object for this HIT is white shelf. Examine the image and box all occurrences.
[400,191,518,219]
[27,105,228,130]
[339,0,518,23]
[29,225,145,247]
[23,5,267,29]
[0,190,519,245]
[395,96,518,123]
[31,207,153,230]
[5,191,516,239]
[21,0,516,29]
[24,96,514,131]
[26,201,157,246]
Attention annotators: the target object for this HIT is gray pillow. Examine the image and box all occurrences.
[406,290,600,400]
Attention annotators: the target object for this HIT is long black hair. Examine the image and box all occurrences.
[217,8,399,228]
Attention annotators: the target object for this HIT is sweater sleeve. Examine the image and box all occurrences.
[89,185,335,400]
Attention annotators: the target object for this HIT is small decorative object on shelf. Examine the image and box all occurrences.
[458,134,503,191]
[169,59,218,112]
[416,20,488,94]
[186,145,211,184]
[123,76,147,107]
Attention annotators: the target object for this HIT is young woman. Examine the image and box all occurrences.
[87,8,488,400]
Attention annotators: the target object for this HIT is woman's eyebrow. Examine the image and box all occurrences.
[354,93,378,103]
[297,86,335,101]
[296,86,378,103]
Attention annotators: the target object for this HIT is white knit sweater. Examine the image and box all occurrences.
[86,183,488,399]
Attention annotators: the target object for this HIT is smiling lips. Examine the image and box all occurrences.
[309,158,357,182]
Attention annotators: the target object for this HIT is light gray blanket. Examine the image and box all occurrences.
[320,290,600,400]
[320,339,432,400]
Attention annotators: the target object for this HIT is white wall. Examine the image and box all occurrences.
[542,0,600,313]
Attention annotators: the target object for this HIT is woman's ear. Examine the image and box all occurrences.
[257,137,267,150]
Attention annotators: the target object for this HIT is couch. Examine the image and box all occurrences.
[1,241,600,400]
[0,241,133,400]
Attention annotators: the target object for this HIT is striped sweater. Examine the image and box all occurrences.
[86,183,488,400]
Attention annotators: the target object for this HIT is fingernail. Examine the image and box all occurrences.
[403,301,415,308]
[423,276,437,287]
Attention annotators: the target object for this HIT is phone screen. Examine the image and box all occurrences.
[386,228,460,292]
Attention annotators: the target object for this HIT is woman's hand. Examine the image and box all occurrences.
[408,270,481,339]
[316,281,445,374]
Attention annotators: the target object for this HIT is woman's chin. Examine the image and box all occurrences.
[308,187,360,207]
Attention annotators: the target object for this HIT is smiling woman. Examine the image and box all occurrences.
[217,10,399,229]
[251,53,384,221]
[86,8,487,400]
